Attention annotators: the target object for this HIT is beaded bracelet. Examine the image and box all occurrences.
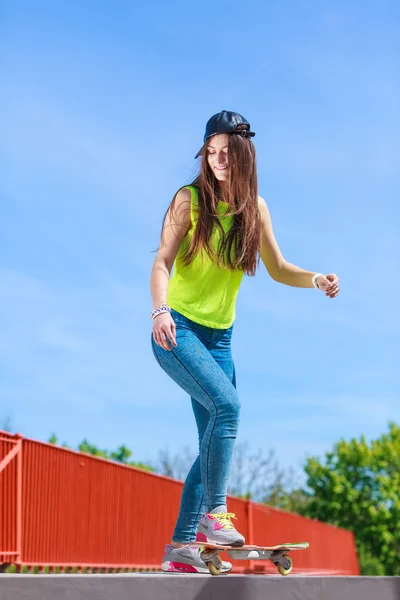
[150,302,171,320]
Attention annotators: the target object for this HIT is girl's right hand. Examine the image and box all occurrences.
[152,312,177,351]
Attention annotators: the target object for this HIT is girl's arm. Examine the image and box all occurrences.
[150,188,191,308]
[258,196,339,295]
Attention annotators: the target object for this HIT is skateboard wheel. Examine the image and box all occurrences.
[207,555,222,576]
[207,561,222,576]
[277,555,293,576]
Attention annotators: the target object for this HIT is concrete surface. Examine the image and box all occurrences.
[0,574,399,600]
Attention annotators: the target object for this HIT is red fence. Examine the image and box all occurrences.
[0,431,360,574]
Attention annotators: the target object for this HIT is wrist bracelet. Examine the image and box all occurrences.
[312,273,323,289]
[150,303,171,320]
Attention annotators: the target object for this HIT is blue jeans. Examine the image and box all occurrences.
[151,308,240,543]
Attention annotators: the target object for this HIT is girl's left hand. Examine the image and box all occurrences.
[316,273,340,298]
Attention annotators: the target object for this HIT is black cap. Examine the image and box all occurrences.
[195,110,255,158]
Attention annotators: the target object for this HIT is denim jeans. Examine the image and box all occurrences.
[151,308,240,543]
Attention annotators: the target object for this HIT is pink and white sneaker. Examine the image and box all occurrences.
[197,505,245,546]
[161,544,232,574]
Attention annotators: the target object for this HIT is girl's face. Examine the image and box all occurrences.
[206,133,229,182]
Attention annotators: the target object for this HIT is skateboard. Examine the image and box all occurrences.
[190,541,309,576]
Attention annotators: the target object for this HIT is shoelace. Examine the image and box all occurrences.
[209,512,237,529]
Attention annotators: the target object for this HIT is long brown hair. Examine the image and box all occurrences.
[161,129,261,276]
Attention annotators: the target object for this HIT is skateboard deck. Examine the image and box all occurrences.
[190,541,309,576]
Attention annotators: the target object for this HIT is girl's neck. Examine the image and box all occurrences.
[217,182,229,203]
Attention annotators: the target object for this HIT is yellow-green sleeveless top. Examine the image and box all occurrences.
[167,186,245,329]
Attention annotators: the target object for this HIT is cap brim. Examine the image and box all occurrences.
[194,144,205,159]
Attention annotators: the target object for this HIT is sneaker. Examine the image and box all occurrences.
[161,544,232,574]
[197,505,245,546]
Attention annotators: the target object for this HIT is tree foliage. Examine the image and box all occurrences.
[299,422,400,575]
[1,416,12,433]
[48,435,154,472]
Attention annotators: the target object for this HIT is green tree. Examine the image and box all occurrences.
[48,434,71,449]
[298,422,400,575]
[78,439,109,459]
[48,435,154,472]
[1,416,12,432]
[264,486,311,514]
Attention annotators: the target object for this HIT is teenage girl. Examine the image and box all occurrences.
[150,110,340,573]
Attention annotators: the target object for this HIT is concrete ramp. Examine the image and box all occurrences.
[0,574,399,600]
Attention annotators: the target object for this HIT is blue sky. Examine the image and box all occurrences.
[1,1,399,481]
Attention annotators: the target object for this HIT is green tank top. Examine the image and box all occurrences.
[167,186,245,329]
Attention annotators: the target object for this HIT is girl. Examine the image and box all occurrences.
[150,110,340,573]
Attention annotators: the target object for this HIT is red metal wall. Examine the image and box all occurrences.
[0,433,21,566]
[0,431,360,574]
